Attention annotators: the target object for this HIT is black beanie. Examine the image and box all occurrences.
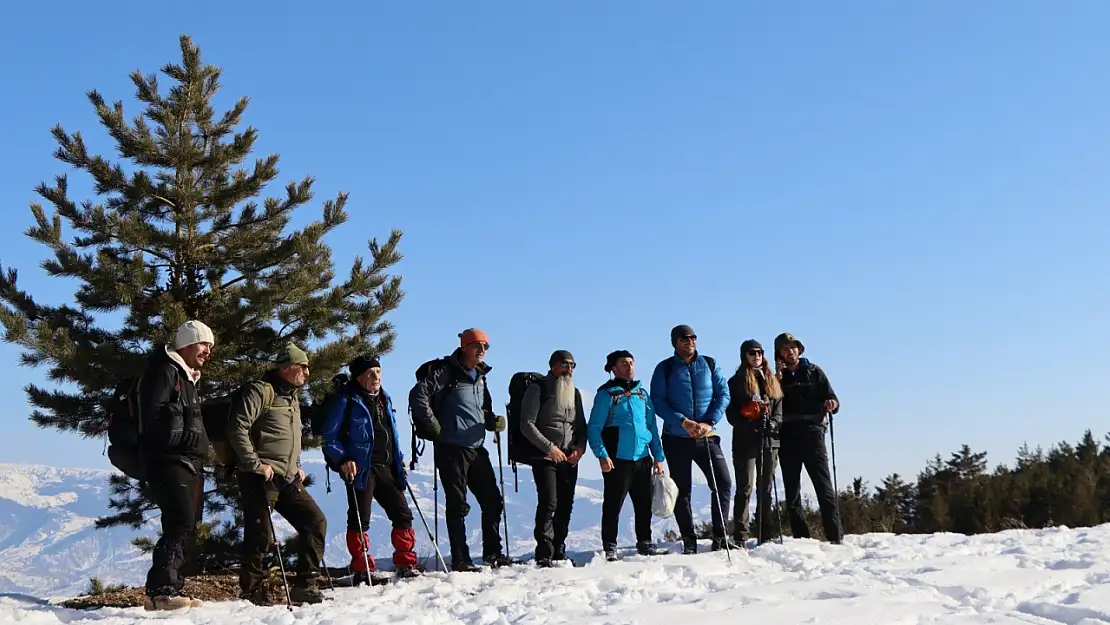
[670,324,696,346]
[604,350,634,373]
[348,354,381,378]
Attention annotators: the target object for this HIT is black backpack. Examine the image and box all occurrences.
[505,372,548,467]
[408,358,447,469]
[105,376,148,481]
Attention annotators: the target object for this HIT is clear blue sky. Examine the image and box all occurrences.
[0,2,1107,494]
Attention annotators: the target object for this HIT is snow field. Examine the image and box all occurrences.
[5,523,1110,624]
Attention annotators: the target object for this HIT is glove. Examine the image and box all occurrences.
[485,413,506,433]
[178,430,201,451]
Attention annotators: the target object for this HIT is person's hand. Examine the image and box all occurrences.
[567,448,583,466]
[600,457,614,473]
[297,467,305,483]
[547,446,567,463]
[825,398,839,413]
[653,462,665,475]
[341,460,357,481]
[259,463,274,481]
[682,419,701,437]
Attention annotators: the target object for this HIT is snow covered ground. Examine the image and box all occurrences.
[5,523,1110,624]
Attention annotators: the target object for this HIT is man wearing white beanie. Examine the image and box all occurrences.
[138,320,214,611]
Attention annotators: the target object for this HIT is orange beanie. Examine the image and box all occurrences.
[459,328,490,348]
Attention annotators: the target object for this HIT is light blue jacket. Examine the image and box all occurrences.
[587,379,665,462]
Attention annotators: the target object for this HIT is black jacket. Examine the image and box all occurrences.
[725,370,783,450]
[778,357,838,429]
[138,346,208,461]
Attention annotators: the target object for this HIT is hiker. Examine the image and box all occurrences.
[649,324,734,554]
[320,355,418,582]
[518,350,588,567]
[587,350,668,561]
[774,332,842,544]
[228,343,328,605]
[408,328,513,571]
[140,320,213,611]
[725,339,783,547]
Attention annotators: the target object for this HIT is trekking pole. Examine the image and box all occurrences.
[494,428,511,559]
[263,500,294,612]
[828,411,842,537]
[703,439,732,563]
[406,482,448,572]
[433,456,439,545]
[347,478,374,585]
[756,428,765,547]
[772,467,784,545]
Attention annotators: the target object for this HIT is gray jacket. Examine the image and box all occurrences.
[520,374,587,456]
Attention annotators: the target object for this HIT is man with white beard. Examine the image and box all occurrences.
[519,350,587,567]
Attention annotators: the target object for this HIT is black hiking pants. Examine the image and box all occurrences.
[346,464,414,532]
[531,459,578,560]
[238,472,327,593]
[732,431,779,544]
[145,457,204,597]
[601,457,654,549]
[778,423,842,542]
[434,444,504,566]
[662,434,732,542]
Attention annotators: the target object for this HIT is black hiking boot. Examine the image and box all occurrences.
[682,538,698,555]
[552,544,568,561]
[396,566,422,579]
[535,558,553,568]
[636,542,669,556]
[240,585,271,606]
[603,544,618,562]
[453,559,483,573]
[711,536,740,551]
[483,553,520,569]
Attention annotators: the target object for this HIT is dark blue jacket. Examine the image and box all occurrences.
[408,349,494,449]
[320,384,406,491]
[650,353,731,439]
[586,379,665,462]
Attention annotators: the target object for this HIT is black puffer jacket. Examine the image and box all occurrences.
[138,346,208,463]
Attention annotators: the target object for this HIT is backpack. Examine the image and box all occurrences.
[105,375,149,481]
[202,381,275,468]
[663,355,715,380]
[598,384,648,458]
[408,358,447,469]
[505,372,548,466]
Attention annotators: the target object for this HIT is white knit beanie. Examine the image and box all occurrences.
[173,320,215,350]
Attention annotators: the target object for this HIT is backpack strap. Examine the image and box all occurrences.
[663,356,715,379]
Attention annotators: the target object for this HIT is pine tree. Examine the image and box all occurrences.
[0,35,404,570]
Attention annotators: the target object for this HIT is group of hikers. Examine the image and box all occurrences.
[127,321,842,611]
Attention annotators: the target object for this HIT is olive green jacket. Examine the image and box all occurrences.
[226,374,303,479]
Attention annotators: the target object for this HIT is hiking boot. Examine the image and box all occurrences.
[240,585,271,606]
[144,594,202,611]
[636,542,669,556]
[535,558,553,568]
[682,538,698,555]
[483,553,519,569]
[603,544,618,562]
[453,560,483,573]
[396,566,422,579]
[711,537,740,551]
[552,544,567,561]
[289,584,324,605]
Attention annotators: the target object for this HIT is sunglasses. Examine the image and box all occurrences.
[557,360,576,369]
[747,349,763,357]
[679,335,697,342]
[470,342,489,351]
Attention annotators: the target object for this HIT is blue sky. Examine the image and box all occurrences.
[0,2,1108,495]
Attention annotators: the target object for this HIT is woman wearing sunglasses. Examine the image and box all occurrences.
[725,339,783,547]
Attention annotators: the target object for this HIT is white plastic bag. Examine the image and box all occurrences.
[652,473,678,518]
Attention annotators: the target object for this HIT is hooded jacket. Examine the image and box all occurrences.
[778,357,839,427]
[138,345,208,462]
[320,383,407,491]
[649,353,731,439]
[408,349,495,448]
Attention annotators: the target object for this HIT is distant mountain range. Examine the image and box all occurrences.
[0,455,733,599]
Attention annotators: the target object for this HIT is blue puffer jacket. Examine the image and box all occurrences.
[587,379,665,462]
[320,385,407,491]
[649,353,731,439]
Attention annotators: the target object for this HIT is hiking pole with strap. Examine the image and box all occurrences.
[756,418,766,547]
[494,428,511,559]
[346,477,374,586]
[827,411,842,540]
[263,498,294,612]
[702,437,732,563]
[406,482,448,572]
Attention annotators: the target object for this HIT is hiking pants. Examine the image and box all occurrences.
[662,434,732,541]
[531,460,578,560]
[238,472,327,593]
[779,423,842,542]
[434,444,504,565]
[732,431,779,544]
[601,457,654,549]
[345,464,416,571]
[144,458,204,597]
